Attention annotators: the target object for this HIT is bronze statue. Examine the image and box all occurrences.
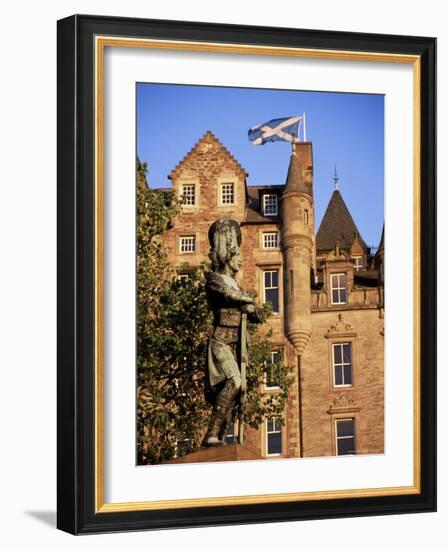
[204,218,263,447]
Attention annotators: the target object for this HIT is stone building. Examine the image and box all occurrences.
[157,130,384,459]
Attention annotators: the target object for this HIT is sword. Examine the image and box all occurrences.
[238,311,248,445]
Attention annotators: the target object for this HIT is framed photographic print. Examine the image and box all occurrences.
[57,14,436,534]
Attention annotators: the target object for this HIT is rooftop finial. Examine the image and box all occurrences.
[333,165,339,190]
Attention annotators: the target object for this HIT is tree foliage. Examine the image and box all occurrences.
[136,159,295,465]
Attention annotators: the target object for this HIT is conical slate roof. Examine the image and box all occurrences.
[316,190,367,251]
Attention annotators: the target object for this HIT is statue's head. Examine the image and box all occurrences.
[208,218,242,273]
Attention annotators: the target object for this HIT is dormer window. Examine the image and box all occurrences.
[330,273,347,304]
[353,256,363,271]
[263,194,278,216]
[220,182,235,205]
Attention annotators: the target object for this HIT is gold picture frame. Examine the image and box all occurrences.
[57,15,436,534]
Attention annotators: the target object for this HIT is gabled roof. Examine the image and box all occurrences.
[316,190,368,252]
[168,130,248,180]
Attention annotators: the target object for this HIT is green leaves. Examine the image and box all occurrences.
[136,160,208,464]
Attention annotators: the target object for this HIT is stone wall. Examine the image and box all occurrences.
[301,307,384,457]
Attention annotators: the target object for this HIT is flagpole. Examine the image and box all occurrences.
[303,112,307,142]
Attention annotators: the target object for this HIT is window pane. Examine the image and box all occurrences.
[332,290,339,303]
[265,288,279,313]
[266,366,281,387]
[342,343,352,363]
[343,365,352,385]
[339,289,347,303]
[339,274,347,287]
[337,437,355,456]
[221,183,234,204]
[334,366,343,386]
[263,232,278,248]
[264,271,271,287]
[180,236,195,252]
[271,270,279,287]
[333,344,342,364]
[267,432,282,455]
[182,184,195,205]
[263,194,278,215]
[266,352,281,387]
[337,419,354,438]
[267,418,274,432]
[273,366,281,386]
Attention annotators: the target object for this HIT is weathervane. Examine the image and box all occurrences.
[333,165,339,190]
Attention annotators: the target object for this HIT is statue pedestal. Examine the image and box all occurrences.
[165,444,262,464]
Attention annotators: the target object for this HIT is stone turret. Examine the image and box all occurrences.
[280,142,315,355]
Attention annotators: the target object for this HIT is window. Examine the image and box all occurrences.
[181,184,196,206]
[304,209,309,224]
[335,419,356,456]
[266,417,282,455]
[263,232,279,249]
[178,274,190,283]
[330,273,347,304]
[332,343,353,386]
[265,350,281,389]
[220,182,235,205]
[179,236,196,253]
[263,194,278,216]
[353,255,363,271]
[263,270,280,313]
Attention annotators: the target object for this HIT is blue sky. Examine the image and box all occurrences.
[137,83,384,248]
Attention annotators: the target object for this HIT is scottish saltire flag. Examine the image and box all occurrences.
[248,115,303,145]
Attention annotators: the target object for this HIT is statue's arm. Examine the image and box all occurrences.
[242,303,265,323]
[206,273,253,304]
